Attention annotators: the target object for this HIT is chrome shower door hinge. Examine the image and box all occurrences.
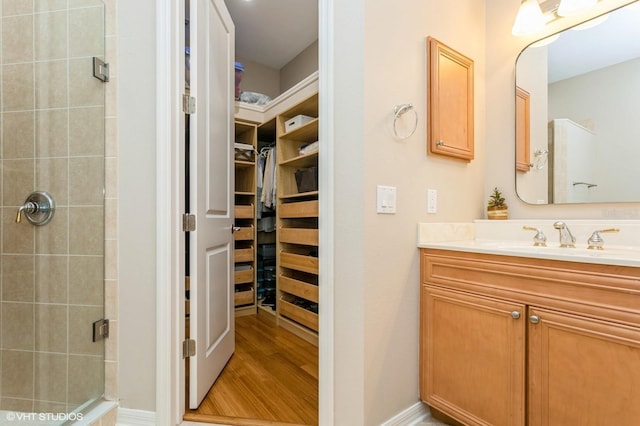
[182,94,196,114]
[92,318,110,342]
[93,57,110,82]
[182,213,196,232]
[183,339,196,358]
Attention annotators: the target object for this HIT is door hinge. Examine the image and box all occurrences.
[183,94,196,114]
[92,318,110,342]
[182,213,196,232]
[183,339,196,358]
[92,57,110,82]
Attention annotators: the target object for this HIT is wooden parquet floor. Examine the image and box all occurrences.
[184,314,319,426]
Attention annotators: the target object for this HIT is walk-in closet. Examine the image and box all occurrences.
[184,1,320,424]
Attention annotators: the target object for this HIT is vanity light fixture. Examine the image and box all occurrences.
[512,0,546,36]
[557,0,598,16]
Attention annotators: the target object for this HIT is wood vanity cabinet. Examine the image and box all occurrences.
[420,248,640,426]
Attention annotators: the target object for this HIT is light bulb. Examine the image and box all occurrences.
[512,0,546,36]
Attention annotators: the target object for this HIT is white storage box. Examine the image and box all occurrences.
[285,114,314,132]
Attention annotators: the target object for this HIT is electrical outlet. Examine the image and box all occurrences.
[427,189,437,213]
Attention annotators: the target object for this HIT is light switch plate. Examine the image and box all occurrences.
[427,189,437,213]
[377,185,396,214]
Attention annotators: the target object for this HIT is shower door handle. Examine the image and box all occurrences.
[16,191,56,226]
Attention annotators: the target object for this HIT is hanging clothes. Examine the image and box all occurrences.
[261,147,277,209]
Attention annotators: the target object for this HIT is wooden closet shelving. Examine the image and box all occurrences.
[233,121,258,315]
[276,93,319,344]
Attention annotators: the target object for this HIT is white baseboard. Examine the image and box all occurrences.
[381,401,432,426]
[116,408,157,426]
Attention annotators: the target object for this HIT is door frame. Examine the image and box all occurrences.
[155,0,334,424]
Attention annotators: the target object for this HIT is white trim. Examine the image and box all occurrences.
[116,408,157,426]
[380,402,432,426]
[156,0,183,425]
[318,0,334,424]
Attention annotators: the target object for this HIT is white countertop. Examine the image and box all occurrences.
[417,220,640,267]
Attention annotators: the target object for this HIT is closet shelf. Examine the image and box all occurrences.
[280,152,318,168]
[281,118,318,140]
[280,191,319,200]
[235,160,255,168]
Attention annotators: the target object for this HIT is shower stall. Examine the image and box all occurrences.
[0,0,107,419]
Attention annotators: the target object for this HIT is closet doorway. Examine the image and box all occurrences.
[184,1,320,424]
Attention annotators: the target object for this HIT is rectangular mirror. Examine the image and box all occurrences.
[515,1,640,204]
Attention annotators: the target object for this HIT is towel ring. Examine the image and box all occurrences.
[393,103,418,139]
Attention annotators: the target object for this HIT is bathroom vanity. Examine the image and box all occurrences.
[418,222,640,425]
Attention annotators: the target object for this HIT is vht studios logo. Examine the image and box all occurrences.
[5,411,84,423]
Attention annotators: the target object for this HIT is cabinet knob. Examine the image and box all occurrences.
[511,311,521,319]
[529,315,540,324]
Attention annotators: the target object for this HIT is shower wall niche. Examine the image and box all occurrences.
[0,0,106,414]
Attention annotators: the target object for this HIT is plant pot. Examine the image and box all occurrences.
[487,206,508,220]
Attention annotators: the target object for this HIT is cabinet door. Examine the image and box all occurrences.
[421,286,526,426]
[528,307,640,426]
[427,37,474,161]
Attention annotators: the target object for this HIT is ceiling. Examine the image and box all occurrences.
[224,0,318,70]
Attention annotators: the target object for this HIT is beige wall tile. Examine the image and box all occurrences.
[1,397,34,412]
[35,304,68,353]
[104,319,117,362]
[34,352,67,403]
[105,117,118,157]
[69,0,104,8]
[70,107,105,156]
[35,255,68,303]
[68,355,103,404]
[103,360,117,401]
[2,15,34,64]
[36,109,69,158]
[2,111,35,159]
[69,207,104,255]
[104,198,117,240]
[69,157,104,206]
[104,157,117,199]
[33,400,67,414]
[36,60,69,109]
[2,158,35,206]
[2,207,36,254]
[35,11,68,61]
[35,0,68,13]
[2,63,35,112]
[69,58,103,107]
[69,305,104,356]
[1,254,34,302]
[69,255,103,305]
[104,279,117,320]
[70,6,104,58]
[36,157,69,206]
[1,302,34,350]
[2,0,34,16]
[104,239,116,280]
[1,351,34,398]
[35,206,69,255]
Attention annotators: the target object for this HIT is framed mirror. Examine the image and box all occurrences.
[515,1,640,204]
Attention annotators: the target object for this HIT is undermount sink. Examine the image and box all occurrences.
[449,239,640,265]
[417,221,640,267]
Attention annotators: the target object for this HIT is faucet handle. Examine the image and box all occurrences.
[523,226,547,247]
[587,228,620,250]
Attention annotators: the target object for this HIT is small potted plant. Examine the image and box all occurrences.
[487,187,508,220]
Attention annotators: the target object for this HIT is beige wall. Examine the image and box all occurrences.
[117,0,157,412]
[236,56,281,99]
[281,40,318,93]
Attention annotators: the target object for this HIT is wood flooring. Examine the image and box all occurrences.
[184,313,319,426]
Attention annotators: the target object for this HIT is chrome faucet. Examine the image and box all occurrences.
[553,221,576,248]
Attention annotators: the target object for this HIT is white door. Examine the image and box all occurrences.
[188,0,235,409]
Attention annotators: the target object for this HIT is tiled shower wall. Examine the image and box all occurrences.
[0,0,118,414]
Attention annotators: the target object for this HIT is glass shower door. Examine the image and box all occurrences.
[0,0,106,419]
